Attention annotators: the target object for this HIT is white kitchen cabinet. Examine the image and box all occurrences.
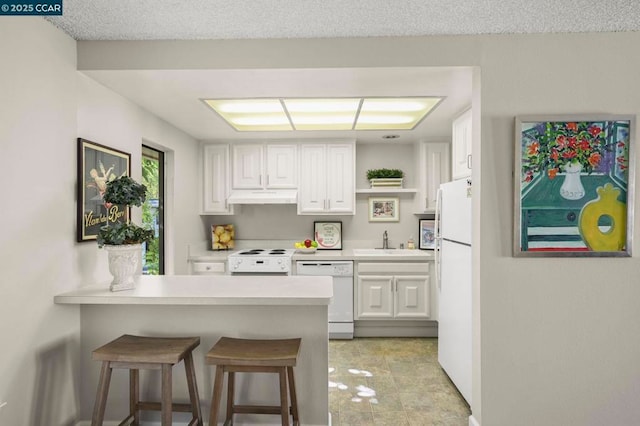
[356,262,431,320]
[451,108,472,180]
[201,144,233,215]
[416,142,450,212]
[298,142,355,214]
[232,143,297,189]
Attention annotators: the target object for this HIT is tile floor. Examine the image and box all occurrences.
[328,337,470,426]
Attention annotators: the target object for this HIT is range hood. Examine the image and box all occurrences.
[226,189,297,205]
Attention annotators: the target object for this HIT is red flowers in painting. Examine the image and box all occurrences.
[522,121,608,181]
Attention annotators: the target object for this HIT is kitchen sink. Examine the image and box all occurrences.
[352,249,427,256]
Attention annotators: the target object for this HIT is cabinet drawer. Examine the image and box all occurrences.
[191,262,226,274]
[358,262,429,275]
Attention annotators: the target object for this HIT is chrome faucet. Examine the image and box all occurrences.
[382,230,389,249]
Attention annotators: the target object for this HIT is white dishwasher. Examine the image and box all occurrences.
[296,261,354,339]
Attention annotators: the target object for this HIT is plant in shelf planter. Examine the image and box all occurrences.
[97,176,154,292]
[366,168,404,188]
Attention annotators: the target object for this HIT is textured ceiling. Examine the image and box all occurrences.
[47,0,640,41]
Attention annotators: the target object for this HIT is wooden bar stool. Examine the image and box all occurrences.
[206,337,301,426]
[91,334,203,426]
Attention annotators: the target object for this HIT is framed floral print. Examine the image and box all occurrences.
[514,115,635,257]
[77,138,131,242]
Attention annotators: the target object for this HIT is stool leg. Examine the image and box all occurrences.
[91,361,112,426]
[287,367,299,426]
[184,352,203,425]
[278,367,290,426]
[161,363,172,426]
[130,369,139,425]
[209,365,224,426]
[225,371,235,425]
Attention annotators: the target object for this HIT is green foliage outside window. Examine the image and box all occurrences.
[142,157,160,275]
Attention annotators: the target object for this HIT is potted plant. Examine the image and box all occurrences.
[366,168,404,188]
[97,176,154,291]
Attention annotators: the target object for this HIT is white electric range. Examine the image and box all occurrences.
[227,248,295,275]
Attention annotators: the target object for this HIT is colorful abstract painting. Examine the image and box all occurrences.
[514,116,634,257]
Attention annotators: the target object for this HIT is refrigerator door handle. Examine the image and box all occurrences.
[435,187,443,292]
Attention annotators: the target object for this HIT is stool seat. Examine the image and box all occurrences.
[93,334,200,364]
[205,337,301,366]
[206,337,302,426]
[91,334,203,426]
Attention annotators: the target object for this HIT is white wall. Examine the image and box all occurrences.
[76,73,202,276]
[0,18,80,425]
[0,19,203,425]
[77,33,640,425]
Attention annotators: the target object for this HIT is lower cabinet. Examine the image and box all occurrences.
[356,262,431,320]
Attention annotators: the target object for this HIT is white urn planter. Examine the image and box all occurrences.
[104,244,142,291]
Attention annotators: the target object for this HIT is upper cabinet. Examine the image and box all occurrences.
[416,142,450,213]
[201,144,233,215]
[232,143,297,189]
[298,142,355,215]
[451,108,472,180]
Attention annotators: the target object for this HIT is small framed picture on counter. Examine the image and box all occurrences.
[419,219,436,250]
[314,221,342,250]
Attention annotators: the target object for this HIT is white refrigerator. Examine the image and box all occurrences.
[435,178,472,405]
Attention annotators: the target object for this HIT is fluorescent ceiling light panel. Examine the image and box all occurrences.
[204,97,442,131]
[354,97,441,130]
[204,99,292,131]
[284,98,360,130]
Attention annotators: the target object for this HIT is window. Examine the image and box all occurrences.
[141,145,164,274]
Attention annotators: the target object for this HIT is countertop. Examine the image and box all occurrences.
[54,275,333,306]
[188,246,435,262]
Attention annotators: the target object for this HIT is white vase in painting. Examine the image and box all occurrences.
[559,162,585,200]
[104,244,141,291]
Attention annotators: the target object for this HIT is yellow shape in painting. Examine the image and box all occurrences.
[579,183,626,251]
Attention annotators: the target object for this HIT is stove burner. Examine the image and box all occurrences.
[270,249,286,254]
[239,249,264,255]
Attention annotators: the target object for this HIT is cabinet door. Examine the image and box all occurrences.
[232,144,263,189]
[266,144,297,188]
[202,144,233,214]
[326,144,354,213]
[452,108,472,180]
[357,275,394,319]
[298,144,327,213]
[394,275,430,318]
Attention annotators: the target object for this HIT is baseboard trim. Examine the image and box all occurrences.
[469,414,480,426]
[354,320,438,337]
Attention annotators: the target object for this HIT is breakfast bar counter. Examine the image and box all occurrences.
[55,275,332,426]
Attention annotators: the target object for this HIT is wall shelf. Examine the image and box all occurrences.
[356,188,417,194]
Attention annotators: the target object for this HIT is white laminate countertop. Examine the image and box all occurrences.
[54,275,333,306]
[188,247,435,262]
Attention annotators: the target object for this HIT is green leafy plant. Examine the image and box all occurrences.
[97,176,154,248]
[366,168,404,180]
